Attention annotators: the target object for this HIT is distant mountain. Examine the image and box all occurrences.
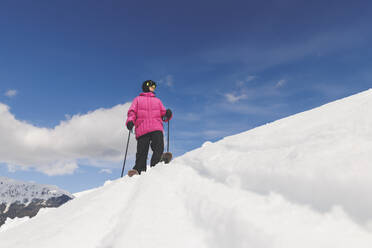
[0,177,74,227]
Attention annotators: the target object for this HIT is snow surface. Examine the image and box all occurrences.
[0,216,30,232]
[1,89,372,247]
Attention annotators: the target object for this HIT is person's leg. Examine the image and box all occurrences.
[133,133,150,174]
[150,131,164,167]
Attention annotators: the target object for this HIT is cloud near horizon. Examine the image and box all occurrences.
[0,102,136,175]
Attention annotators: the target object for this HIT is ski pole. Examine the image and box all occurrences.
[167,119,170,152]
[120,130,131,178]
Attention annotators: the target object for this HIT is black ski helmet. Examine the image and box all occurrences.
[142,80,157,92]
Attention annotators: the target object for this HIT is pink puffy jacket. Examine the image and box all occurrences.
[126,92,171,139]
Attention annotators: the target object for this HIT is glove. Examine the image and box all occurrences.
[163,109,172,121]
[126,121,134,131]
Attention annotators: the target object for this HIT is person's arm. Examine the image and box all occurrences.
[160,100,172,122]
[164,109,172,122]
[126,97,138,127]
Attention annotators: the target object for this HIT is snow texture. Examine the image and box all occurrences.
[1,89,372,247]
[0,216,30,232]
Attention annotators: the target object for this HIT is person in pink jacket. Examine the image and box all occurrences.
[126,80,172,177]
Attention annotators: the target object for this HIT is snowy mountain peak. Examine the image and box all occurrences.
[0,177,74,228]
[0,177,73,206]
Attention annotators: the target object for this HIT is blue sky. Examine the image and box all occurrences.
[1,0,372,193]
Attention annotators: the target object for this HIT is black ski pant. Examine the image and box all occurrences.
[133,131,164,174]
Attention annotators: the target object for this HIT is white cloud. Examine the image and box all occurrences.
[218,101,288,116]
[37,161,78,176]
[236,75,256,88]
[225,93,248,103]
[5,90,17,98]
[159,75,174,87]
[246,75,256,82]
[0,102,136,175]
[7,164,29,173]
[99,169,113,174]
[276,79,287,88]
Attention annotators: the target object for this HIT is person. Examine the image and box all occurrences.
[125,80,172,177]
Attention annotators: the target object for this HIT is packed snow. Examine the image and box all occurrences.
[1,89,372,247]
[0,216,30,232]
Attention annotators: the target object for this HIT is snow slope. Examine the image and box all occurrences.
[1,89,372,247]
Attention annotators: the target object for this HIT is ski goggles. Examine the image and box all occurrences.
[146,81,157,89]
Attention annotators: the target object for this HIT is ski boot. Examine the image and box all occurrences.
[128,169,139,177]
